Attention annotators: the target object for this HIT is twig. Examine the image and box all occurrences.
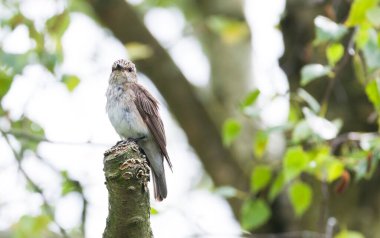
[320,27,358,116]
[4,129,110,147]
[245,230,325,238]
[81,197,88,237]
[319,181,329,233]
[325,217,337,238]
[3,120,90,237]
[329,131,379,154]
[186,230,326,238]
[34,154,61,173]
[0,130,70,238]
[35,153,88,237]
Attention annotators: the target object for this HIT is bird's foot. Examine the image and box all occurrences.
[115,140,125,146]
[114,136,145,147]
[126,136,146,143]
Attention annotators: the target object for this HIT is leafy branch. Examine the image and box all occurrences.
[320,27,358,116]
[222,0,380,234]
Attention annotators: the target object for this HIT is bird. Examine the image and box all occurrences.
[106,59,172,201]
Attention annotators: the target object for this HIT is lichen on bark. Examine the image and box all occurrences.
[103,141,153,238]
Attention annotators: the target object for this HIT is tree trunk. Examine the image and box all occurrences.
[187,0,255,171]
[103,141,153,238]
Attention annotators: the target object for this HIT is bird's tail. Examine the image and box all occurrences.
[152,170,167,201]
[138,141,168,201]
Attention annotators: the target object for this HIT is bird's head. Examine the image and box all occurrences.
[110,59,137,84]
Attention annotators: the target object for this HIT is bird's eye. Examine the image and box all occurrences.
[127,67,133,72]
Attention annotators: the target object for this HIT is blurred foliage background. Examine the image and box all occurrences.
[1,0,380,237]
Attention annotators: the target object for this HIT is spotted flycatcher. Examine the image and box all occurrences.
[106,59,172,201]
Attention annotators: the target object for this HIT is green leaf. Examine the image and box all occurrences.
[46,11,70,38]
[61,180,80,196]
[150,207,158,215]
[288,181,312,216]
[61,74,80,92]
[292,120,313,144]
[41,52,59,73]
[283,147,309,182]
[327,160,345,182]
[335,229,365,238]
[68,0,97,18]
[269,172,285,201]
[241,199,271,230]
[297,88,320,113]
[361,29,380,70]
[346,150,370,180]
[11,117,45,152]
[207,16,250,44]
[222,119,241,146]
[61,171,82,196]
[27,22,45,51]
[241,89,260,109]
[365,79,380,109]
[0,68,13,99]
[346,0,378,26]
[314,16,348,45]
[12,214,51,238]
[0,49,31,74]
[355,24,371,49]
[301,64,332,86]
[353,54,367,85]
[214,186,238,198]
[125,42,153,61]
[326,43,344,66]
[251,165,272,193]
[253,130,268,158]
[366,7,380,27]
[303,107,339,140]
[307,147,335,180]
[11,117,45,137]
[289,104,301,122]
[7,12,27,29]
[144,0,177,7]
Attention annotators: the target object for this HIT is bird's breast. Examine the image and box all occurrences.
[106,87,148,139]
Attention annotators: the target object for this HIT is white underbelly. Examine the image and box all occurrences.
[107,104,148,139]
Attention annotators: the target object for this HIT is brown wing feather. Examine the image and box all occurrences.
[131,83,172,169]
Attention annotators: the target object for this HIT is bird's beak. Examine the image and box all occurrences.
[116,64,122,70]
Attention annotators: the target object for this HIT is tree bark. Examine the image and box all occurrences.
[186,0,255,170]
[190,0,252,116]
[103,141,153,238]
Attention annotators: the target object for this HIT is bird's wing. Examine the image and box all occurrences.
[130,83,172,169]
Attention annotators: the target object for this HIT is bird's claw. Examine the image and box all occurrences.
[126,136,146,144]
[115,140,128,147]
